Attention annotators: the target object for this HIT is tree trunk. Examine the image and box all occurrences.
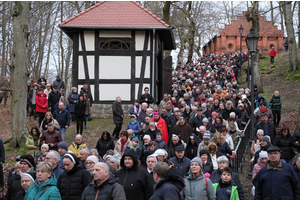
[270,1,274,26]
[163,1,171,58]
[10,1,30,148]
[1,2,7,76]
[281,1,298,71]
[279,5,285,33]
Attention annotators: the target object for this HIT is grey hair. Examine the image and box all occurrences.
[257,129,264,135]
[229,112,236,117]
[142,102,148,107]
[48,150,60,161]
[146,108,153,113]
[217,155,229,164]
[91,149,99,155]
[274,91,279,94]
[116,96,121,100]
[81,148,92,155]
[37,162,53,174]
[226,101,233,107]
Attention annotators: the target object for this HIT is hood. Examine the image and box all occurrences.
[188,133,199,146]
[34,173,57,188]
[257,95,264,101]
[207,143,218,155]
[59,96,66,104]
[155,174,185,191]
[120,149,138,170]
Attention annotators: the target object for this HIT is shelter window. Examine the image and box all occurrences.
[99,39,131,50]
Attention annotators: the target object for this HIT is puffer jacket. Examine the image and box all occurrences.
[48,90,61,109]
[25,134,41,157]
[269,95,282,110]
[273,132,296,160]
[67,92,79,113]
[68,142,87,157]
[75,100,86,121]
[112,101,123,124]
[24,174,61,200]
[126,120,141,134]
[95,133,115,158]
[35,92,48,113]
[57,162,92,200]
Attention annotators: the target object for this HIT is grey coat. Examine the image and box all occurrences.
[112,101,123,124]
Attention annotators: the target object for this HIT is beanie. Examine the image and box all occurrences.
[191,157,203,168]
[156,132,162,136]
[260,136,270,145]
[202,118,209,123]
[143,135,151,141]
[200,150,209,157]
[58,141,68,151]
[258,151,268,162]
[203,132,211,140]
[86,155,99,164]
[110,154,121,166]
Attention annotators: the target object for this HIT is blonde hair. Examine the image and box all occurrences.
[45,112,52,118]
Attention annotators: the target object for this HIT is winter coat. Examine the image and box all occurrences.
[202,159,214,174]
[85,99,91,115]
[182,174,216,200]
[114,138,130,156]
[130,104,142,115]
[67,92,79,113]
[169,156,191,178]
[151,117,169,145]
[112,101,123,124]
[24,174,61,200]
[154,139,168,151]
[255,95,270,109]
[144,128,160,141]
[15,189,26,200]
[44,89,51,99]
[253,161,265,179]
[126,120,141,135]
[138,109,147,124]
[116,149,153,200]
[53,79,64,90]
[139,93,154,104]
[75,100,86,121]
[293,165,300,181]
[0,139,4,163]
[254,122,276,143]
[222,107,239,120]
[255,108,273,124]
[293,129,300,153]
[213,137,232,156]
[28,88,38,105]
[190,115,205,132]
[39,118,60,133]
[125,145,141,160]
[213,181,240,200]
[173,122,193,144]
[255,162,300,200]
[40,130,62,151]
[273,132,296,160]
[81,177,126,200]
[80,87,93,106]
[53,165,63,180]
[150,174,184,200]
[57,162,92,200]
[25,134,41,157]
[269,95,282,110]
[48,91,61,109]
[185,133,199,160]
[168,140,186,159]
[210,120,228,134]
[35,92,48,113]
[253,144,272,166]
[269,49,276,57]
[68,142,87,157]
[95,135,115,158]
[54,101,69,112]
[53,108,70,128]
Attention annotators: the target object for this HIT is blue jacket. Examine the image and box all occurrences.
[126,120,141,134]
[67,92,79,113]
[154,139,168,151]
[256,95,269,109]
[53,165,64,180]
[53,109,70,127]
[169,156,191,178]
[255,161,300,200]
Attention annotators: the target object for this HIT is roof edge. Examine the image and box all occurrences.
[59,25,172,30]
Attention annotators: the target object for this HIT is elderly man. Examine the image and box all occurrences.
[37,74,47,84]
[255,146,300,200]
[169,145,190,178]
[173,116,193,144]
[80,148,91,164]
[151,110,169,145]
[112,96,123,140]
[68,134,87,157]
[81,162,126,200]
[48,86,61,114]
[53,102,70,141]
[138,102,148,124]
[40,123,62,151]
[45,150,63,179]
[52,74,64,90]
[159,93,169,113]
[190,107,204,133]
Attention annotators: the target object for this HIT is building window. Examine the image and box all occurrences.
[228,43,233,49]
[99,39,131,50]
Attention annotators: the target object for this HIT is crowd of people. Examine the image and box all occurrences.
[0,51,299,200]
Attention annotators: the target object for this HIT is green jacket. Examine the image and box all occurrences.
[212,183,239,200]
[24,174,61,200]
[25,134,41,157]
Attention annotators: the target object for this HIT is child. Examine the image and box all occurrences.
[127,129,140,147]
[213,167,241,200]
[84,94,90,129]
[154,132,167,151]
[125,137,141,159]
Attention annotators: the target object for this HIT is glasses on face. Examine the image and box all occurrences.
[85,162,94,165]
[45,157,52,160]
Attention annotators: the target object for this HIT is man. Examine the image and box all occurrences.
[0,76,10,107]
[138,115,151,139]
[269,46,276,64]
[80,148,91,163]
[222,101,239,120]
[45,150,63,179]
[81,162,126,200]
[166,103,173,116]
[173,116,193,144]
[255,102,274,124]
[144,121,159,141]
[80,84,94,121]
[57,141,68,169]
[53,102,70,141]
[116,149,153,200]
[169,145,190,178]
[151,110,169,145]
[40,123,62,151]
[139,87,154,105]
[197,132,211,156]
[255,114,276,143]
[112,96,123,140]
[255,146,300,199]
[160,107,170,128]
[159,93,169,113]
[150,162,184,200]
[189,107,204,133]
[37,74,47,85]
[228,124,245,147]
[48,86,61,114]
[138,102,148,124]
[68,134,87,157]
[52,74,64,90]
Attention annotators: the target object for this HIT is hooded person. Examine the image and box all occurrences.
[116,149,153,200]
[185,133,199,160]
[256,95,269,109]
[252,151,268,179]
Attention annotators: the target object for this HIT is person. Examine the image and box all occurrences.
[116,149,153,200]
[124,137,141,159]
[185,133,199,160]
[158,93,169,113]
[54,96,69,111]
[44,84,52,99]
[52,74,64,90]
[112,96,123,140]
[45,150,63,179]
[212,133,234,157]
[140,135,152,166]
[24,162,61,200]
[139,87,154,105]
[173,116,193,144]
[35,143,49,161]
[251,129,264,160]
[48,86,61,114]
[53,102,70,141]
[126,114,141,135]
[168,134,186,159]
[254,146,300,199]
[190,107,205,132]
[252,151,268,179]
[75,94,86,135]
[28,83,38,120]
[85,155,99,178]
[15,173,35,200]
[269,91,282,127]
[211,116,227,134]
[39,112,60,133]
[293,157,300,180]
[145,154,157,188]
[138,102,148,124]
[269,46,276,64]
[80,148,91,164]
[197,132,211,156]
[182,157,216,200]
[144,121,159,141]
[81,162,126,200]
[130,99,142,116]
[80,84,93,117]
[40,123,62,151]
[113,131,130,156]
[253,136,272,165]
[57,141,68,169]
[169,145,191,178]
[255,95,270,109]
[84,94,90,128]
[150,162,184,200]
[35,88,48,125]
[200,150,214,174]
[68,87,79,123]
[221,126,234,150]
[25,127,41,157]
[255,102,274,124]
[57,153,92,200]
[68,135,87,158]
[154,132,168,151]
[0,76,10,107]
[212,167,242,200]
[95,131,115,158]
[151,110,169,145]
[228,124,245,148]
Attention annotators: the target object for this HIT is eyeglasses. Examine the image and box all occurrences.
[85,162,94,165]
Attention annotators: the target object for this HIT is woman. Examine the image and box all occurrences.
[35,143,49,161]
[109,154,121,171]
[200,150,214,174]
[209,111,218,125]
[84,94,90,129]
[39,112,60,133]
[212,132,234,157]
[207,143,221,171]
[15,173,35,200]
[95,131,115,158]
[126,114,141,135]
[185,133,199,160]
[114,131,130,156]
[130,99,141,116]
[182,157,216,200]
[210,115,227,134]
[25,127,41,157]
[24,162,61,200]
[35,88,48,125]
[54,96,69,112]
[85,155,99,178]
[251,129,264,161]
[221,126,234,150]
[75,95,86,135]
[5,154,36,200]
[68,87,79,123]
[273,127,296,164]
[57,153,92,200]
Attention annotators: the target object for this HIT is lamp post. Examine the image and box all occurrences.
[239,25,244,77]
[246,27,259,141]
[297,24,300,49]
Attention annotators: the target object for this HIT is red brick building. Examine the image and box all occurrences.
[202,9,284,56]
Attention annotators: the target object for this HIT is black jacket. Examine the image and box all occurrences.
[217,142,232,156]
[15,189,26,200]
[185,133,199,160]
[273,133,296,160]
[253,144,272,165]
[202,159,214,174]
[144,128,159,141]
[139,93,154,104]
[116,149,153,200]
[222,107,239,120]
[293,129,300,153]
[57,162,92,200]
[95,134,115,158]
[75,100,86,121]
[189,115,204,132]
[80,87,93,106]
[254,121,276,143]
[48,91,61,108]
[112,101,123,124]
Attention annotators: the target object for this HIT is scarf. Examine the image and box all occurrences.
[131,120,137,125]
[260,107,267,113]
[121,139,127,152]
[267,160,283,171]
[215,123,223,128]
[210,154,218,170]
[133,105,141,115]
[32,134,40,147]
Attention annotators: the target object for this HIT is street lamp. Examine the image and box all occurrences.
[297,24,300,49]
[239,25,244,76]
[246,27,259,141]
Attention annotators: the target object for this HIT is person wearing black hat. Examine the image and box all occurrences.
[253,136,272,166]
[52,74,65,90]
[169,145,190,178]
[254,146,300,200]
[48,85,61,114]
[190,107,205,133]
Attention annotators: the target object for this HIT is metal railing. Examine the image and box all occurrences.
[230,119,251,173]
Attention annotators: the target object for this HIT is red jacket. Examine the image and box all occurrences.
[269,50,276,57]
[151,117,169,145]
[35,92,48,113]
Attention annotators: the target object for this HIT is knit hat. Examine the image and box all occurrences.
[200,150,209,157]
[86,155,99,164]
[202,118,209,123]
[156,132,162,136]
[203,132,211,140]
[260,136,270,145]
[58,141,68,151]
[201,103,207,108]
[110,154,121,165]
[211,111,218,116]
[20,154,35,168]
[191,157,203,168]
[258,151,268,162]
[143,135,151,141]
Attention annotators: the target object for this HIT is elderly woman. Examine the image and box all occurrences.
[24,162,61,200]
[85,155,99,178]
[5,154,36,200]
[35,143,49,161]
[109,154,121,170]
[114,131,130,156]
[57,153,92,200]
[40,112,60,133]
[15,173,36,200]
[25,127,41,157]
[251,129,264,160]
[182,157,216,200]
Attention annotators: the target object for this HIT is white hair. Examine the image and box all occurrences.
[229,112,236,118]
[142,102,148,107]
[257,129,264,135]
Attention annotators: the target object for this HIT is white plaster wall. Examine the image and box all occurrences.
[79,31,95,51]
[78,56,95,79]
[135,31,150,51]
[100,84,131,101]
[99,31,131,38]
[99,56,131,79]
[78,84,95,100]
[135,56,150,78]
[135,83,150,99]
